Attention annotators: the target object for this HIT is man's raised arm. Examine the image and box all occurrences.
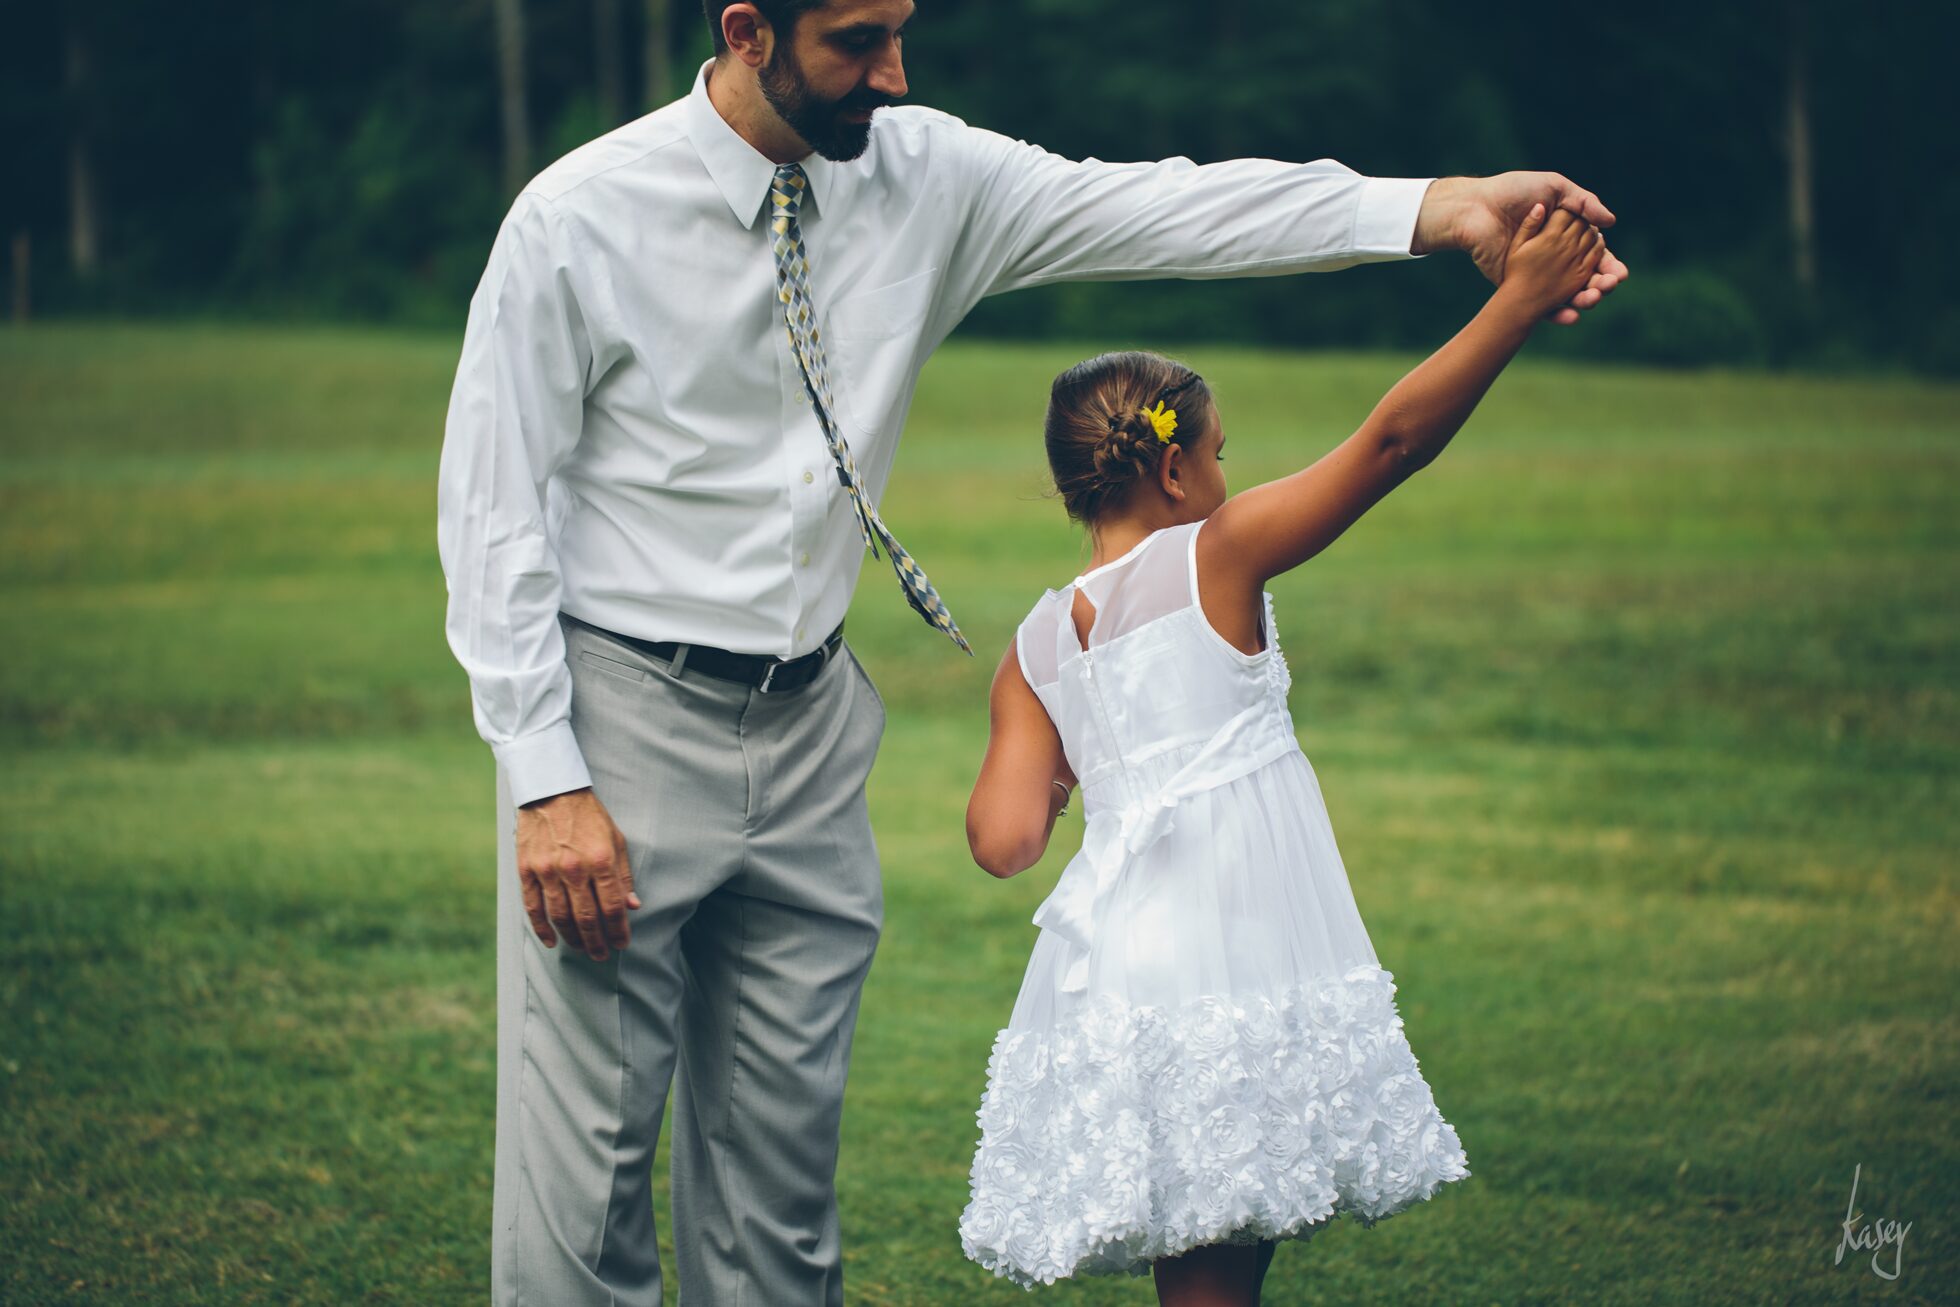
[944,127,1434,306]
[934,123,1623,324]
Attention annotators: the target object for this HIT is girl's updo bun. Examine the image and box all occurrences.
[1045,351,1213,525]
[1090,407,1166,485]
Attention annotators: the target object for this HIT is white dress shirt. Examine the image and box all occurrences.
[437,60,1433,808]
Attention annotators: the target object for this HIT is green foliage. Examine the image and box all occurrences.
[1912,307,1960,378]
[3,1,1956,372]
[1545,267,1771,369]
[230,90,501,323]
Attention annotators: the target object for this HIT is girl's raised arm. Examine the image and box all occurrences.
[967,641,1075,878]
[1200,205,1606,600]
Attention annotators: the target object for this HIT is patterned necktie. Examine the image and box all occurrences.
[769,162,971,655]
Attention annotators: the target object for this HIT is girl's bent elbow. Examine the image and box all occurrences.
[967,818,1024,878]
[976,853,1021,879]
[967,828,1040,878]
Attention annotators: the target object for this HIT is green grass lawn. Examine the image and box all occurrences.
[2,321,1955,1304]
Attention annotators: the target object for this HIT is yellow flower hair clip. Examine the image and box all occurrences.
[1139,400,1178,443]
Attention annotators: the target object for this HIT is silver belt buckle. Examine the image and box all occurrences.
[758,638,831,694]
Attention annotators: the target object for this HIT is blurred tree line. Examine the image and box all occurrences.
[3,0,1954,373]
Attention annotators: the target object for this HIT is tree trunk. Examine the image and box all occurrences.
[594,0,624,126]
[494,0,533,197]
[64,18,99,279]
[1784,0,1816,296]
[643,0,674,111]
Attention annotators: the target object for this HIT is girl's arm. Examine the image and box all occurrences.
[1199,205,1606,607]
[967,641,1074,878]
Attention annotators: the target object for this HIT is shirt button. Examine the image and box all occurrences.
[796,626,807,642]
[798,551,811,566]
[803,470,815,484]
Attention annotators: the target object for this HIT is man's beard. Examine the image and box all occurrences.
[758,43,894,162]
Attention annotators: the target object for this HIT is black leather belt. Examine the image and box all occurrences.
[568,614,845,694]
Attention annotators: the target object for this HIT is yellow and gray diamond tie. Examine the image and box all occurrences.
[769,162,971,655]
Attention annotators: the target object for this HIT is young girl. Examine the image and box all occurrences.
[958,205,1606,1303]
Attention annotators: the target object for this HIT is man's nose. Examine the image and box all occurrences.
[867,40,907,100]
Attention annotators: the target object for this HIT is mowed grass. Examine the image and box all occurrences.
[1,320,1955,1305]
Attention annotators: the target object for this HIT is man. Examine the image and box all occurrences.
[436,2,1625,1302]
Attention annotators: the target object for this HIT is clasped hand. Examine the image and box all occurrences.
[1413,171,1629,324]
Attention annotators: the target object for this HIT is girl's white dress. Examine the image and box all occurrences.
[960,520,1470,1288]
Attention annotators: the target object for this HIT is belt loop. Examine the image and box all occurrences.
[665,643,691,679]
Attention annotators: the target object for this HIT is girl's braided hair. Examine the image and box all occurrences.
[1044,351,1213,525]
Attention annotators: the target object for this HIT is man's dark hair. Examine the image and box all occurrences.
[702,1,828,56]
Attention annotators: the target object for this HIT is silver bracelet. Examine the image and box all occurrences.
[1051,779,1072,817]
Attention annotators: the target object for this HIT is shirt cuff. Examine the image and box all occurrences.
[495,720,594,809]
[1352,176,1436,259]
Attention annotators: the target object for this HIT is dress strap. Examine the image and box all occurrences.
[1184,516,1207,611]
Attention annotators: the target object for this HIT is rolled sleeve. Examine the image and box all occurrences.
[436,191,597,810]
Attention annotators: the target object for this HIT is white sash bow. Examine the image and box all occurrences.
[1032,703,1302,992]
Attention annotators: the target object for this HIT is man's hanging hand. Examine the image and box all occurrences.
[517,787,641,961]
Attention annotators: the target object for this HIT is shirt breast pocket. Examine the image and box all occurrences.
[824,268,937,444]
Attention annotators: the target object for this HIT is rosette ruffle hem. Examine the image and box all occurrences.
[959,965,1470,1288]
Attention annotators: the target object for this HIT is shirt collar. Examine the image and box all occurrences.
[684,59,838,229]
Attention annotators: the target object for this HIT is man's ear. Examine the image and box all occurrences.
[1158,443,1185,502]
[722,4,772,69]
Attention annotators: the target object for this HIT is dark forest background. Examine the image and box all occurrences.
[4,0,1956,374]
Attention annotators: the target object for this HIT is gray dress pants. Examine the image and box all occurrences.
[491,612,885,1305]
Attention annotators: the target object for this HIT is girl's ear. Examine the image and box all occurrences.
[1158,442,1185,501]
